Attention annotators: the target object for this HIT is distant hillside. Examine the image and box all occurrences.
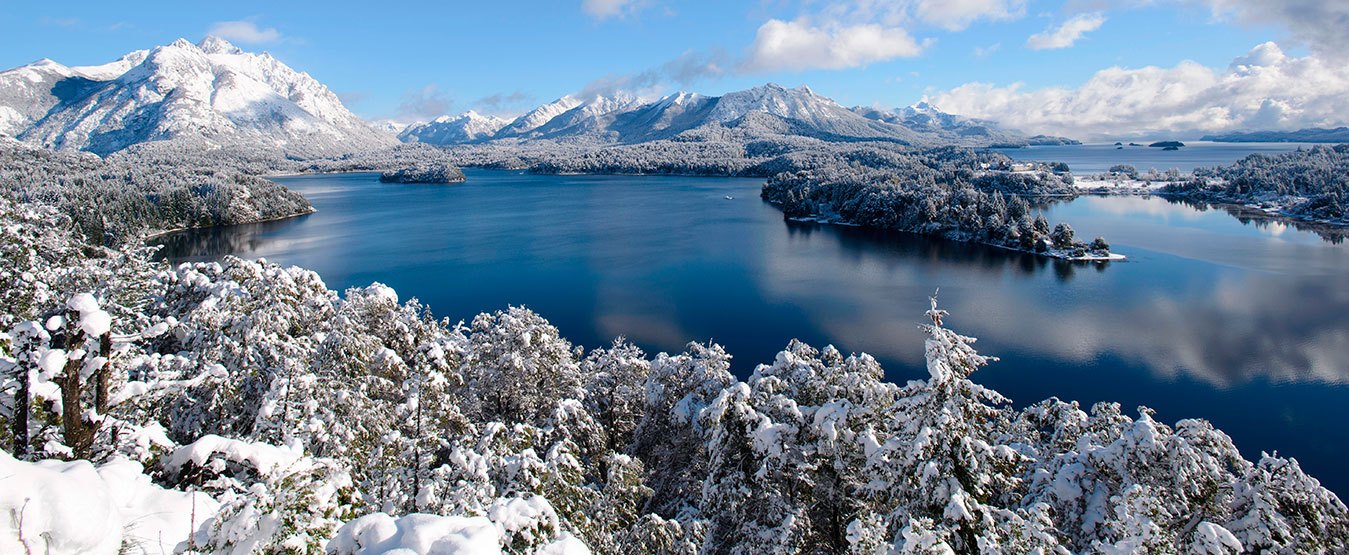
[1201,127,1349,143]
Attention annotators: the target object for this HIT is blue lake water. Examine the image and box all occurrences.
[154,166,1349,495]
[996,141,1314,173]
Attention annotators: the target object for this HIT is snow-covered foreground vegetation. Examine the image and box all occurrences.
[2,197,1345,554]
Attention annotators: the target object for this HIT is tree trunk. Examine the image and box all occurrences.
[94,332,112,414]
[10,348,30,459]
[57,321,94,459]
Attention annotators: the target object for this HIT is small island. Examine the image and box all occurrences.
[1148,141,1186,149]
[379,163,467,184]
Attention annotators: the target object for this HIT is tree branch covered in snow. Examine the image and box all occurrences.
[1,197,1343,554]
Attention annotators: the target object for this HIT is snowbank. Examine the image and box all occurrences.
[164,433,306,476]
[327,513,501,555]
[0,451,218,555]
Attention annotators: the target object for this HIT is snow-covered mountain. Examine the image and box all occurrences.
[523,92,643,140]
[402,83,1038,147]
[851,101,1028,146]
[0,36,394,156]
[400,111,510,144]
[496,96,584,138]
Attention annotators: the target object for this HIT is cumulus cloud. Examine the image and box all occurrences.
[207,20,283,44]
[930,42,1349,140]
[397,85,453,121]
[914,0,1026,31]
[744,18,928,72]
[1025,13,1106,50]
[581,0,648,20]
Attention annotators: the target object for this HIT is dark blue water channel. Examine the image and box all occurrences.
[154,166,1349,496]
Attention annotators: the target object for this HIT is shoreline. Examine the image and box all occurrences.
[141,206,318,241]
[783,214,1126,262]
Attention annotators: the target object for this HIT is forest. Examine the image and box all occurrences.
[1168,145,1349,226]
[2,190,1345,554]
[0,140,465,244]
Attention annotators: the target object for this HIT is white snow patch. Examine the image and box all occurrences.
[327,512,501,555]
[0,451,218,555]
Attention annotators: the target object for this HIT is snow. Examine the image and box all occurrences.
[164,434,305,476]
[1191,521,1243,554]
[0,451,217,555]
[68,293,112,337]
[1072,176,1175,193]
[327,513,501,555]
[538,533,592,555]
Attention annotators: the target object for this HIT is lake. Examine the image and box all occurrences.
[996,141,1313,173]
[154,165,1349,495]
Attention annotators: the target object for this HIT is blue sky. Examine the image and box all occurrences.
[2,1,1344,138]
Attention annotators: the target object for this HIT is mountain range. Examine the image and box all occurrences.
[400,85,1039,148]
[0,37,393,157]
[0,38,1061,157]
[1200,127,1349,143]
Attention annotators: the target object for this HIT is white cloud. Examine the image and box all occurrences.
[914,0,1026,31]
[1025,13,1105,50]
[744,18,928,72]
[581,0,645,20]
[207,20,282,44]
[931,42,1349,139]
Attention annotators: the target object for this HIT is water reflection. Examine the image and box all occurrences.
[763,213,1349,388]
[152,214,313,261]
[1169,198,1349,244]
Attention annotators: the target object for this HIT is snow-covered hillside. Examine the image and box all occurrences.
[0,37,394,156]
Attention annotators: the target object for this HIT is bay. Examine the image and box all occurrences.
[154,166,1349,494]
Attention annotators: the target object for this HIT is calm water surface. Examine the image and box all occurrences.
[155,167,1349,495]
[996,141,1314,173]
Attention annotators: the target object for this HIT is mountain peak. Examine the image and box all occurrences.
[27,58,66,69]
[198,36,243,55]
[168,38,195,49]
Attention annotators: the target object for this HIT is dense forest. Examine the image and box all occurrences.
[760,150,1112,260]
[1167,145,1349,226]
[2,192,1345,554]
[0,140,466,244]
